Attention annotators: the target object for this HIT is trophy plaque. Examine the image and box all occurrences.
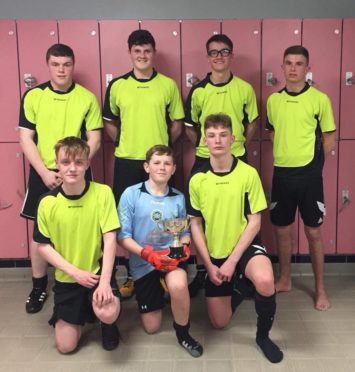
[159,217,190,259]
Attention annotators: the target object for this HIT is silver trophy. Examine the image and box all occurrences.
[159,217,190,258]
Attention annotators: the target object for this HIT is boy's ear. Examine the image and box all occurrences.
[143,161,150,174]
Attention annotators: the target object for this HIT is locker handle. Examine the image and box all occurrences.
[339,190,351,213]
[266,72,277,86]
[346,72,354,86]
[23,74,37,89]
[186,73,200,87]
[0,201,12,210]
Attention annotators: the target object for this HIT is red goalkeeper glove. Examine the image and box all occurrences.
[141,245,179,272]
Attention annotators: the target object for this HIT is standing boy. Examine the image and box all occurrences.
[267,45,336,311]
[118,145,203,358]
[103,30,184,299]
[19,44,102,313]
[185,34,259,296]
[34,137,120,353]
[188,114,282,363]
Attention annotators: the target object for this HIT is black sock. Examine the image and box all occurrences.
[173,321,203,357]
[32,275,48,290]
[255,292,283,363]
[231,274,253,313]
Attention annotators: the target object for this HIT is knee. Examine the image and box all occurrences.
[143,322,160,334]
[56,340,78,354]
[304,227,321,243]
[94,299,120,324]
[169,281,187,298]
[253,275,275,297]
[210,317,229,329]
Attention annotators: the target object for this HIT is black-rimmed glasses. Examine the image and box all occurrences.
[207,48,232,57]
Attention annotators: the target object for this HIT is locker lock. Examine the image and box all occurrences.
[186,73,200,88]
[266,72,277,86]
[23,74,37,89]
[339,190,351,213]
[346,72,354,86]
[305,72,313,86]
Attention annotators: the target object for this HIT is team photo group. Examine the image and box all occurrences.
[18,28,336,364]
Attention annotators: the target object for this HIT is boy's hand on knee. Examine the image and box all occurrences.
[93,283,114,307]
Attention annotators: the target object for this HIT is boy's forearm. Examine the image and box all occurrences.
[227,213,261,266]
[38,243,77,278]
[190,218,213,269]
[100,231,118,284]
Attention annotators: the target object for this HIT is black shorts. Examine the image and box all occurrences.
[205,239,269,298]
[113,157,148,205]
[21,166,92,220]
[270,175,325,227]
[134,264,187,314]
[49,275,120,327]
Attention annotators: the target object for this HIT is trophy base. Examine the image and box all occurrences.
[168,246,186,259]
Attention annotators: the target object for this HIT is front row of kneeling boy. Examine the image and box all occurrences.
[33,113,283,363]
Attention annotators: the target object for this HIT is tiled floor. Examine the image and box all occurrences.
[0,272,355,371]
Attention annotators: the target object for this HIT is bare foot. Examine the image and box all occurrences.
[275,278,292,293]
[314,290,330,311]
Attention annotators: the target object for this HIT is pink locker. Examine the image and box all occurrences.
[17,20,58,97]
[140,20,181,89]
[222,19,262,139]
[261,19,302,140]
[100,20,139,187]
[58,20,101,100]
[340,19,355,139]
[337,141,355,253]
[260,141,299,255]
[260,19,302,252]
[247,140,261,173]
[181,20,221,100]
[0,21,20,142]
[99,20,139,105]
[181,20,221,194]
[140,20,184,192]
[298,19,342,254]
[0,145,28,258]
[58,20,104,183]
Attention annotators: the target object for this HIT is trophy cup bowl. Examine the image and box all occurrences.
[159,217,190,259]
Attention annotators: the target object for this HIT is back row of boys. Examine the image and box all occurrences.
[18,29,336,357]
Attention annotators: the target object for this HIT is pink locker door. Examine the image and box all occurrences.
[340,19,355,139]
[140,20,181,89]
[260,141,299,255]
[17,20,58,97]
[58,20,104,183]
[181,20,221,100]
[247,140,260,173]
[100,20,139,186]
[261,19,302,140]
[0,21,20,142]
[181,20,221,195]
[99,20,139,106]
[298,19,342,254]
[222,19,261,140]
[337,141,355,253]
[140,20,184,192]
[0,144,28,258]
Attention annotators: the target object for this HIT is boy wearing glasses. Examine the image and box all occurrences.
[185,34,259,296]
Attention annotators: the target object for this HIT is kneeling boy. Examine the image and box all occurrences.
[34,137,120,353]
[118,145,203,358]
